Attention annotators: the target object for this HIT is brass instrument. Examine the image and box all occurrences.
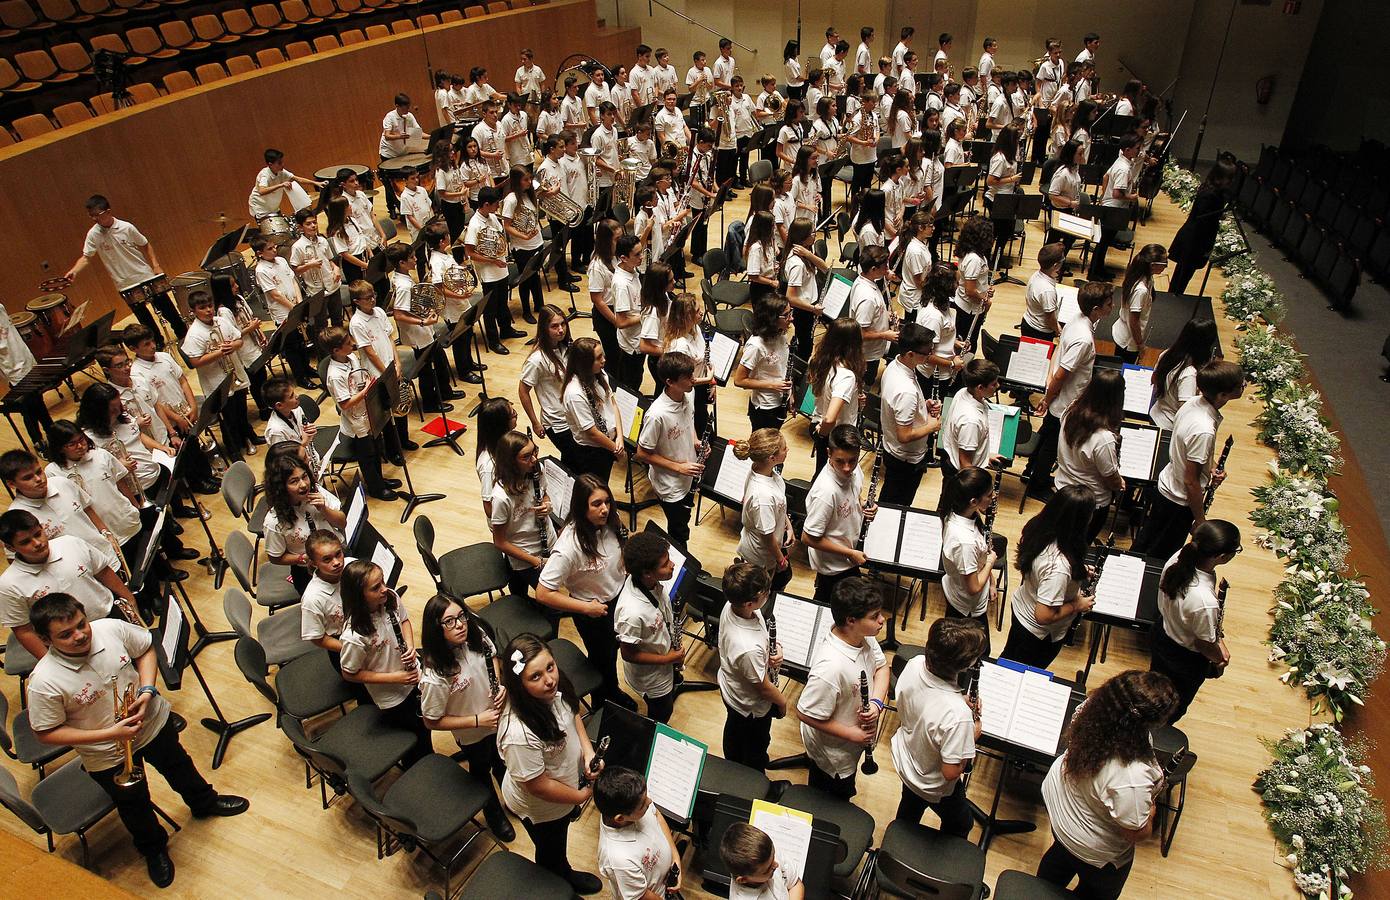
[510,198,539,237]
[443,265,478,294]
[410,283,441,319]
[104,438,146,508]
[344,365,373,433]
[765,92,783,114]
[110,677,146,789]
[235,296,268,350]
[665,142,690,184]
[711,90,733,136]
[538,174,586,227]
[580,147,600,208]
[485,131,508,178]
[692,69,711,106]
[475,223,509,263]
[392,360,413,417]
[204,325,248,392]
[613,157,642,212]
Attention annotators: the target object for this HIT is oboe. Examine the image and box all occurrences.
[526,428,551,557]
[581,735,611,787]
[858,433,884,544]
[859,670,880,775]
[1202,436,1234,513]
[1209,577,1229,679]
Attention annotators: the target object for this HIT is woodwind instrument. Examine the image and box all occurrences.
[966,661,981,721]
[766,614,780,683]
[110,676,146,788]
[669,597,686,679]
[1202,436,1234,513]
[526,428,550,557]
[984,464,1004,555]
[483,640,500,698]
[580,734,610,787]
[1209,578,1229,678]
[859,669,880,775]
[1153,734,1191,798]
[583,380,609,436]
[665,863,684,900]
[387,594,415,673]
[857,432,883,544]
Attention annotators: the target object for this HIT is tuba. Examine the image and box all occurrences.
[613,157,642,211]
[580,147,600,208]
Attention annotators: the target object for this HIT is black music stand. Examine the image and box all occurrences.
[545,235,584,320]
[153,589,269,770]
[510,239,549,346]
[369,366,443,523]
[704,177,735,236]
[416,338,467,456]
[989,192,1044,287]
[261,292,320,378]
[200,225,248,273]
[188,385,232,588]
[454,298,492,415]
[640,521,716,699]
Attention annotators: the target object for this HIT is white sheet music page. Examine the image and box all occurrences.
[660,542,688,597]
[1009,671,1071,755]
[646,730,706,820]
[821,273,854,320]
[712,441,752,500]
[861,509,902,565]
[1056,283,1081,326]
[542,459,573,524]
[1122,366,1154,417]
[977,661,1022,741]
[160,593,183,667]
[750,806,814,882]
[1007,339,1052,388]
[772,594,821,668]
[709,330,740,384]
[900,511,944,571]
[1117,425,1160,480]
[1092,553,1145,620]
[614,388,639,438]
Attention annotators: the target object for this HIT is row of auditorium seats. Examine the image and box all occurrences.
[1234,144,1387,312]
[0,0,546,141]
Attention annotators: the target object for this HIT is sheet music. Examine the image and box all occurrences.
[1092,553,1145,621]
[160,593,183,670]
[371,542,398,582]
[900,511,944,571]
[709,331,740,384]
[986,405,1008,456]
[1006,339,1052,388]
[1009,671,1072,755]
[318,432,341,479]
[977,662,1021,741]
[151,449,176,473]
[1054,211,1094,241]
[660,542,687,598]
[542,459,573,524]
[861,510,901,566]
[614,388,639,442]
[750,805,814,883]
[1056,283,1081,326]
[645,728,706,820]
[772,594,822,668]
[1122,365,1154,417]
[1117,425,1160,480]
[346,483,368,547]
[711,442,752,501]
[286,181,314,212]
[821,273,853,320]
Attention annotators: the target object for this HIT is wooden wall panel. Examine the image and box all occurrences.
[0,0,639,326]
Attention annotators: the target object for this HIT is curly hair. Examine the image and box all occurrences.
[1063,670,1178,783]
[954,215,995,261]
[264,452,316,538]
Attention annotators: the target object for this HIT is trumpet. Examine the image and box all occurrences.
[236,296,268,350]
[110,676,146,789]
[104,438,146,508]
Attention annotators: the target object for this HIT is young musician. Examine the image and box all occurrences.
[418,595,515,840]
[397,166,434,242]
[636,353,702,545]
[1037,670,1177,899]
[1132,361,1244,560]
[465,186,522,355]
[1149,317,1219,430]
[635,262,674,376]
[614,529,682,724]
[27,593,247,888]
[807,320,865,475]
[783,217,828,355]
[181,287,254,460]
[937,359,1004,506]
[262,375,315,459]
[489,430,553,598]
[897,212,935,317]
[1055,368,1126,542]
[732,431,794,592]
[347,278,415,454]
[379,95,422,220]
[387,242,456,414]
[719,76,758,191]
[879,323,944,506]
[562,337,625,483]
[1023,243,1066,340]
[913,267,964,398]
[796,576,888,799]
[1086,134,1142,281]
[1022,281,1115,495]
[587,219,622,372]
[951,216,995,352]
[802,425,873,604]
[1112,244,1170,363]
[40,422,148,584]
[502,167,545,322]
[474,397,516,517]
[76,383,177,510]
[610,234,646,391]
[850,246,896,386]
[658,294,712,436]
[537,474,634,710]
[262,452,346,593]
[338,559,433,765]
[0,305,51,452]
[595,767,681,900]
[1151,520,1239,722]
[520,305,574,457]
[290,208,346,324]
[422,223,483,382]
[1001,485,1097,669]
[321,325,396,500]
[327,196,374,287]
[721,821,805,900]
[3,448,121,572]
[892,617,987,837]
[300,529,348,661]
[744,211,779,301]
[496,633,604,894]
[733,295,793,433]
[717,562,787,772]
[684,129,719,262]
[0,510,138,659]
[938,466,999,640]
[852,188,889,251]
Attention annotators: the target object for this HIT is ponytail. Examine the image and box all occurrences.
[1159,519,1241,597]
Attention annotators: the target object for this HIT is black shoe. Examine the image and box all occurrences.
[169,521,185,536]
[383,478,402,489]
[166,568,190,582]
[248,433,267,445]
[566,872,603,895]
[560,279,582,290]
[522,311,537,324]
[171,547,200,561]
[484,804,516,842]
[400,439,420,451]
[169,711,187,732]
[192,795,250,819]
[193,480,221,496]
[476,362,489,371]
[173,504,199,519]
[444,390,466,401]
[388,455,406,467]
[460,371,484,384]
[369,489,399,502]
[489,342,511,355]
[424,403,455,414]
[501,328,527,340]
[146,850,175,888]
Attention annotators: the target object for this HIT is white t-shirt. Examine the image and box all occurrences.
[326,355,371,439]
[915,303,957,384]
[7,478,117,569]
[740,335,789,410]
[941,388,990,469]
[1010,542,1078,642]
[1024,271,1060,332]
[83,219,157,290]
[563,378,619,447]
[1042,752,1161,867]
[1150,364,1198,430]
[599,802,673,900]
[849,276,890,361]
[952,252,990,315]
[1050,165,1082,204]
[498,693,582,824]
[1157,395,1221,505]
[654,106,688,147]
[501,192,542,252]
[717,604,774,718]
[538,525,624,603]
[45,450,140,544]
[1048,316,1096,419]
[515,64,546,95]
[256,256,302,325]
[0,306,35,385]
[290,234,343,294]
[1111,280,1152,352]
[986,153,1017,202]
[490,480,551,570]
[181,315,248,395]
[611,267,643,354]
[248,166,296,219]
[737,471,789,570]
[730,869,796,900]
[803,463,863,575]
[0,535,114,628]
[521,349,570,435]
[300,572,345,642]
[398,185,434,240]
[419,639,500,746]
[899,239,932,312]
[811,364,857,428]
[379,109,421,159]
[1158,549,1221,651]
[349,306,397,378]
[1055,420,1120,505]
[1102,154,1134,208]
[613,577,675,698]
[891,658,975,801]
[465,211,509,284]
[797,632,885,777]
[881,358,930,464]
[339,603,413,709]
[263,490,343,560]
[942,512,991,617]
[638,390,697,503]
[784,254,819,314]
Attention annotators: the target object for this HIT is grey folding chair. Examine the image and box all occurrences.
[0,690,69,777]
[279,710,420,810]
[458,850,575,899]
[413,514,509,602]
[869,819,987,900]
[226,531,299,612]
[778,783,876,887]
[475,594,557,649]
[994,869,1075,899]
[224,587,315,666]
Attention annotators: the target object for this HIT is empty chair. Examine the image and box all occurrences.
[226,55,256,75]
[250,2,292,29]
[0,58,42,93]
[1295,223,1325,273]
[191,13,237,43]
[279,711,417,809]
[162,70,196,94]
[308,0,346,18]
[417,12,438,26]
[88,32,147,65]
[458,850,575,899]
[15,49,76,84]
[280,0,320,24]
[75,0,120,16]
[285,41,312,59]
[993,870,1075,899]
[0,0,48,36]
[778,783,876,882]
[463,4,484,16]
[312,34,339,52]
[195,62,227,84]
[1327,251,1360,311]
[126,81,159,102]
[413,514,509,602]
[361,0,400,10]
[364,22,388,38]
[0,690,69,777]
[549,638,601,704]
[89,92,124,115]
[36,0,93,24]
[126,26,178,59]
[159,20,208,52]
[335,0,364,14]
[225,530,299,611]
[485,0,508,11]
[475,595,556,649]
[440,8,461,20]
[389,17,413,32]
[49,42,93,75]
[221,7,269,37]
[234,636,353,722]
[224,587,315,666]
[113,0,156,12]
[339,27,364,44]
[255,48,286,67]
[51,102,93,127]
[12,114,54,139]
[871,819,988,900]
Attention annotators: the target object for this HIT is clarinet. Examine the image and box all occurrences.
[766,614,780,682]
[669,599,686,679]
[859,670,880,775]
[696,421,714,467]
[858,433,884,544]
[665,862,684,900]
[983,464,1003,550]
[1202,436,1234,513]
[966,662,982,721]
[1209,577,1229,679]
[582,379,609,435]
[526,427,550,556]
[483,639,500,699]
[387,597,415,673]
[580,734,611,787]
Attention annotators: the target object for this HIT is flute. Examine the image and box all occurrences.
[859,670,880,775]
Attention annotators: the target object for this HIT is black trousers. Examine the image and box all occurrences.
[617,350,645,393]
[644,690,675,724]
[377,688,435,769]
[807,757,857,799]
[442,201,468,241]
[590,313,621,384]
[412,346,451,410]
[458,735,508,812]
[1132,490,1193,562]
[1037,837,1133,900]
[1022,412,1062,491]
[573,604,628,706]
[864,358,881,388]
[748,402,786,434]
[819,166,836,220]
[570,218,594,269]
[1031,109,1053,163]
[1150,626,1209,724]
[1001,614,1065,670]
[660,494,693,546]
[547,427,579,464]
[1020,321,1056,342]
[443,319,478,377]
[792,307,816,360]
[129,292,189,346]
[937,451,959,515]
[895,779,972,838]
[514,247,545,315]
[344,432,388,495]
[880,451,925,507]
[1168,255,1204,296]
[17,390,54,451]
[690,207,710,263]
[694,384,712,437]
[521,812,577,881]
[1087,225,1119,279]
[1086,503,1111,545]
[954,306,984,354]
[722,702,775,773]
[481,278,509,345]
[507,564,540,600]
[377,157,401,218]
[567,442,616,485]
[813,566,860,606]
[90,716,218,856]
[1115,347,1139,365]
[850,160,875,196]
[548,224,574,284]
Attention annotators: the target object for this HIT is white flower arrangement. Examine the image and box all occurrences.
[1162,159,1202,210]
[1256,385,1342,481]
[1223,269,1287,326]
[1255,725,1387,898]
[1250,466,1348,569]
[1236,325,1306,399]
[1268,565,1386,722]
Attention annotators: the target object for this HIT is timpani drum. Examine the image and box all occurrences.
[258,214,298,247]
[11,311,50,360]
[26,292,74,338]
[315,163,371,188]
[379,153,432,184]
[170,271,211,323]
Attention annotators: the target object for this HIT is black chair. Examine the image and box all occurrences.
[1368,227,1390,280]
[778,783,876,884]
[869,819,988,900]
[1327,251,1361,311]
[1150,724,1197,856]
[413,514,510,603]
[994,868,1076,898]
[0,690,68,777]
[1347,210,1378,263]
[224,586,315,667]
[458,850,576,899]
[1250,183,1277,231]
[1283,168,1308,209]
[1314,186,1340,228]
[1235,170,1259,215]
[474,594,558,649]
[279,711,420,810]
[1294,222,1324,273]
[702,248,751,309]
[3,632,38,707]
[1268,200,1293,250]
[549,637,602,707]
[1311,234,1339,287]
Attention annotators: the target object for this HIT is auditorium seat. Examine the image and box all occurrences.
[89,33,148,66]
[0,1,50,37]
[417,12,438,26]
[226,54,256,74]
[113,0,156,12]
[251,3,293,31]
[308,0,345,19]
[362,0,401,12]
[311,34,339,52]
[285,40,311,59]
[0,125,12,145]
[221,8,268,37]
[191,13,237,43]
[485,1,509,12]
[255,47,286,66]
[126,26,178,59]
[159,20,209,52]
[12,113,54,139]
[51,101,93,127]
[75,0,121,18]
[280,0,320,25]
[35,0,93,26]
[88,90,124,114]
[363,22,387,38]
[439,8,461,20]
[339,27,363,43]
[126,81,159,102]
[16,49,78,85]
[0,59,41,93]
[50,42,93,76]
[335,0,364,15]
[162,69,196,93]
[195,61,226,83]
[463,5,483,17]
[389,17,413,32]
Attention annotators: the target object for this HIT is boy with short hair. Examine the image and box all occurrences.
[261,374,316,456]
[614,530,684,724]
[387,242,455,415]
[250,233,317,388]
[348,277,416,454]
[290,207,345,325]
[801,424,872,605]
[685,129,719,261]
[594,766,680,900]
[321,324,397,500]
[717,562,785,773]
[398,166,435,241]
[1023,243,1065,340]
[180,290,254,460]
[720,821,805,900]
[2,448,121,569]
[636,352,703,545]
[121,325,221,496]
[26,593,248,888]
[423,223,483,382]
[301,529,350,661]
[465,186,520,353]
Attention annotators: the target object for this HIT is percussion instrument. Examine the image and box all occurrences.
[39,275,72,293]
[170,271,210,323]
[380,153,433,182]
[207,252,254,296]
[12,311,50,359]
[117,274,171,312]
[258,214,298,247]
[26,293,74,337]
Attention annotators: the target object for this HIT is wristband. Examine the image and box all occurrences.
[869,697,885,711]
[137,685,159,698]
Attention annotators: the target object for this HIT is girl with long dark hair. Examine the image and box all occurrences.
[807,318,866,474]
[561,337,625,482]
[1149,317,1218,429]
[782,216,829,354]
[1113,243,1169,363]
[940,466,999,650]
[637,261,676,381]
[1001,484,1097,668]
[1045,138,1085,258]
[1055,368,1126,543]
[520,305,575,459]
[588,219,623,377]
[733,294,793,433]
[783,40,804,99]
[77,383,170,498]
[852,188,888,250]
[474,396,517,518]
[262,452,346,593]
[951,216,995,351]
[984,126,1023,266]
[489,430,552,597]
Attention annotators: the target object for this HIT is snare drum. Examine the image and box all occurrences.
[207,252,253,296]
[258,214,298,246]
[11,311,50,360]
[117,274,171,308]
[26,293,74,337]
